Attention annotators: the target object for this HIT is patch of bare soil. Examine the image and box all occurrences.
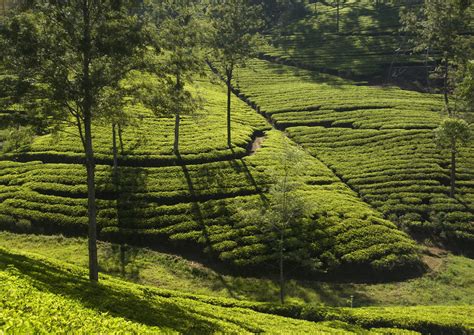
[422,247,449,273]
[249,136,266,155]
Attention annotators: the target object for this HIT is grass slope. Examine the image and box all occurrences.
[1,231,473,307]
[232,59,474,254]
[0,243,472,334]
[0,246,399,335]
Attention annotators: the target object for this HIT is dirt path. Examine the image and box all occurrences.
[248,136,265,155]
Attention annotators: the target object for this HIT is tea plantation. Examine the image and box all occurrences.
[232,59,474,255]
[1,0,473,332]
[2,245,473,334]
[261,0,426,79]
[0,90,422,274]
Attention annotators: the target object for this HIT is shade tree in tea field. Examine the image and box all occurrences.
[434,117,472,198]
[153,0,206,155]
[0,0,159,281]
[401,0,474,114]
[208,0,264,147]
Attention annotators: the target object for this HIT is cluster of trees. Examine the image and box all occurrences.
[401,0,473,198]
[0,0,264,282]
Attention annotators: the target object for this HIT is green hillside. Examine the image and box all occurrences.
[261,0,426,79]
[2,231,474,307]
[1,0,473,333]
[1,244,473,334]
[0,104,422,275]
[232,59,474,254]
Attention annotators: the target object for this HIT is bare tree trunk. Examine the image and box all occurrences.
[85,115,99,282]
[118,123,124,155]
[112,123,118,181]
[83,0,98,282]
[336,0,340,33]
[444,55,450,115]
[174,73,181,155]
[450,147,456,198]
[226,68,233,148]
[279,230,285,304]
[174,113,180,154]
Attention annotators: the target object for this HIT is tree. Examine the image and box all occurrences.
[456,60,474,122]
[154,0,204,155]
[0,0,157,281]
[238,137,322,304]
[401,0,473,115]
[434,118,471,198]
[208,0,263,148]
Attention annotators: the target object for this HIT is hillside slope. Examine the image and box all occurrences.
[0,72,422,277]
[232,59,474,255]
[1,246,473,334]
[262,0,426,82]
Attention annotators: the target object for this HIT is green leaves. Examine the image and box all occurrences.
[208,0,264,71]
[434,117,471,150]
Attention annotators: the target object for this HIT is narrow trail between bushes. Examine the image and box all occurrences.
[207,61,374,212]
[248,136,266,156]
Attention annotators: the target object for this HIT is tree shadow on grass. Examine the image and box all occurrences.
[0,249,231,334]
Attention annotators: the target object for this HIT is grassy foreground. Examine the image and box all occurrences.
[1,231,473,307]
[1,238,473,334]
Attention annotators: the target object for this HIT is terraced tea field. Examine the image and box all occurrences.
[0,72,422,276]
[233,59,474,255]
[261,0,427,79]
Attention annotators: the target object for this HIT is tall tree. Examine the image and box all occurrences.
[237,137,322,304]
[0,0,157,281]
[401,0,473,115]
[208,0,263,148]
[154,0,204,155]
[434,118,471,198]
[456,60,474,122]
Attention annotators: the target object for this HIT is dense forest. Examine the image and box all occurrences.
[0,0,473,333]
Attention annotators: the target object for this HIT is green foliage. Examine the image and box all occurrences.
[457,60,474,119]
[0,247,366,334]
[434,118,471,150]
[0,129,422,275]
[2,245,473,334]
[0,268,165,334]
[233,59,474,253]
[2,126,34,153]
[1,231,474,307]
[208,0,264,71]
[400,0,472,57]
[260,1,420,78]
[401,0,474,111]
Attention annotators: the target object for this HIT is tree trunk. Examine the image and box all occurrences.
[226,68,233,148]
[112,123,118,182]
[174,113,180,155]
[85,115,99,282]
[279,230,285,304]
[336,0,340,33]
[82,0,98,282]
[118,123,124,155]
[444,55,450,115]
[174,73,181,155]
[120,244,126,277]
[450,148,456,198]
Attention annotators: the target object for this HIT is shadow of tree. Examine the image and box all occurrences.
[0,249,231,334]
